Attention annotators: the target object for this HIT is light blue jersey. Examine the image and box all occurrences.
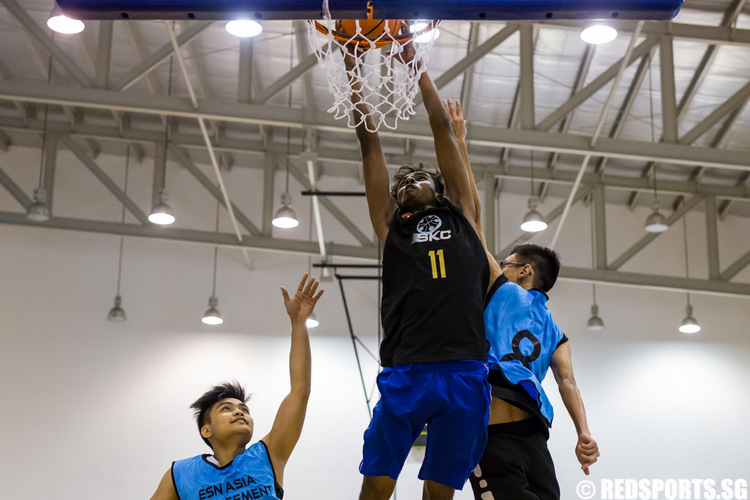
[172,441,283,500]
[484,275,567,426]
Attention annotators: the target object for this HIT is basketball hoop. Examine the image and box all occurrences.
[307,1,440,132]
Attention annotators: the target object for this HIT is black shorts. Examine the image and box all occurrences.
[469,418,560,500]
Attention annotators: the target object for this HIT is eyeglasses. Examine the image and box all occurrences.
[499,261,525,270]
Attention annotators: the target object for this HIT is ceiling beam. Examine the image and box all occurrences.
[535,36,659,132]
[560,266,750,298]
[3,115,750,202]
[2,81,749,172]
[168,145,262,236]
[111,22,212,91]
[0,165,31,208]
[0,211,378,260]
[60,134,150,224]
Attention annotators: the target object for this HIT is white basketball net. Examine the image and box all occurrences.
[307,16,438,132]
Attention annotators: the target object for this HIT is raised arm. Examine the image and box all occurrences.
[346,49,396,244]
[402,41,476,225]
[550,342,600,475]
[262,273,323,485]
[444,98,501,286]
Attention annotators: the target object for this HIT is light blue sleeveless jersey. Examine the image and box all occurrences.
[484,276,567,426]
[171,441,283,500]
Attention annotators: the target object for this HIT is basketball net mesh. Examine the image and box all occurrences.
[307,7,438,132]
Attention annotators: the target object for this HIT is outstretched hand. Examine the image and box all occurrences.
[281,273,324,324]
[575,433,600,475]
[443,99,467,142]
[392,22,417,67]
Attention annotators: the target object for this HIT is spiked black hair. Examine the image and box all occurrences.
[190,381,249,449]
[511,243,561,293]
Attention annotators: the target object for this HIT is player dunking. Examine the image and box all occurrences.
[445,99,600,500]
[347,34,491,500]
[149,274,323,500]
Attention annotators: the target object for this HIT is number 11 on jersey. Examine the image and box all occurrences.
[428,249,446,279]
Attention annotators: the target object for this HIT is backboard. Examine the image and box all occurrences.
[58,0,684,21]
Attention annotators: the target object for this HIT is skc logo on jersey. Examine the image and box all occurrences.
[411,214,452,243]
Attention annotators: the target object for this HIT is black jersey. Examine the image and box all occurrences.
[380,198,489,367]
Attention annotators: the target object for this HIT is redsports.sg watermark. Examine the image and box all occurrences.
[576,478,748,500]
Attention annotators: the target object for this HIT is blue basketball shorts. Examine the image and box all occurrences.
[359,359,491,490]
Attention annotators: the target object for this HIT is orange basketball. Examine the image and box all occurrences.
[338,19,402,42]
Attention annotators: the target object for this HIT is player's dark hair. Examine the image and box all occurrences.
[511,243,560,293]
[191,381,249,449]
[390,163,445,201]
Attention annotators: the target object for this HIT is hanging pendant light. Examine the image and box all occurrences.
[678,304,700,334]
[677,216,700,334]
[107,145,132,322]
[273,191,299,228]
[273,62,299,230]
[305,312,320,329]
[643,52,668,234]
[202,191,223,326]
[202,296,223,325]
[148,189,175,225]
[150,55,176,225]
[586,208,604,331]
[587,304,604,331]
[521,196,547,232]
[27,54,53,222]
[644,199,668,233]
[520,151,546,232]
[108,295,127,322]
[27,187,51,222]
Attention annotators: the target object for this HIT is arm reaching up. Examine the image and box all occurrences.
[444,98,501,286]
[397,44,476,227]
[262,273,324,485]
[347,47,396,244]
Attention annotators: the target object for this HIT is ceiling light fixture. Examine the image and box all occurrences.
[149,56,176,225]
[47,6,84,34]
[678,213,700,334]
[521,198,547,232]
[587,304,605,331]
[273,192,299,228]
[643,51,668,234]
[586,201,604,331]
[27,54,54,222]
[520,151,547,232]
[678,305,700,334]
[306,312,320,329]
[225,19,263,38]
[644,199,668,232]
[273,85,299,229]
[580,25,617,45]
[27,188,51,222]
[202,184,224,326]
[108,145,132,322]
[202,296,223,325]
[148,189,175,225]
